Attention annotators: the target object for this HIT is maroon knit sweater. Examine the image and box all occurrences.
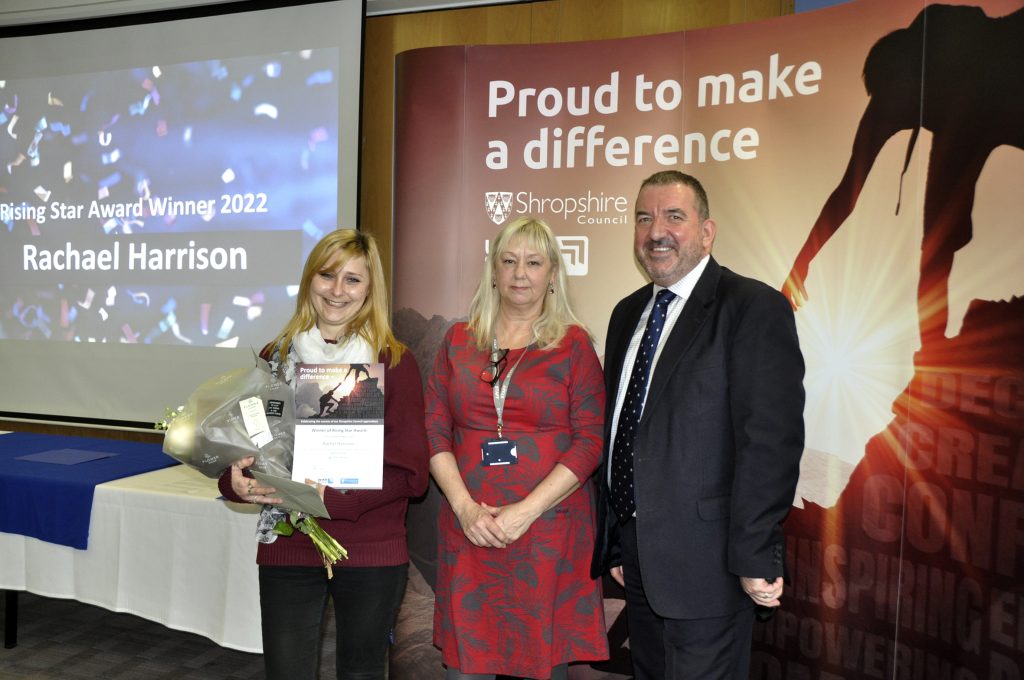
[218,349,429,568]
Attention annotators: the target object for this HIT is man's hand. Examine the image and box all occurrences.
[741,576,783,608]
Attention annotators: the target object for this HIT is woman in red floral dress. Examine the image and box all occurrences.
[425,217,609,679]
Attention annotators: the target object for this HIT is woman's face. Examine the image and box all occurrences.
[310,253,370,339]
[494,238,554,316]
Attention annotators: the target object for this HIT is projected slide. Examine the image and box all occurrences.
[1,48,339,347]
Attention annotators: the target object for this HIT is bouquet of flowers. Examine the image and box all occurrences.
[159,354,347,573]
[160,353,294,478]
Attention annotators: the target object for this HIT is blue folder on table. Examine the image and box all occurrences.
[0,432,178,549]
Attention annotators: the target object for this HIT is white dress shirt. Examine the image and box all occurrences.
[608,254,710,487]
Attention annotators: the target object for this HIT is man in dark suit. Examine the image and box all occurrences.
[591,171,805,679]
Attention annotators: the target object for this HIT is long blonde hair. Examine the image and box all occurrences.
[264,229,405,366]
[467,217,589,350]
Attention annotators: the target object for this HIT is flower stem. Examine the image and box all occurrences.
[289,511,348,576]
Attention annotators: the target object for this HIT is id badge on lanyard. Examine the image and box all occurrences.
[482,338,527,467]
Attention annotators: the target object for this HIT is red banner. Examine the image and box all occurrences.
[393,1,1024,676]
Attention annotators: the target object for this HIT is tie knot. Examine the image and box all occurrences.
[654,288,676,309]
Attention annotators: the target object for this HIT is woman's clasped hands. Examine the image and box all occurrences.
[453,497,540,548]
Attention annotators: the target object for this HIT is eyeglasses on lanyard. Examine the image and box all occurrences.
[480,347,509,386]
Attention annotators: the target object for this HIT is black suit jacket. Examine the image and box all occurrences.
[591,256,805,619]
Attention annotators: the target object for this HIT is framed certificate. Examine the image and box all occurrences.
[291,362,385,489]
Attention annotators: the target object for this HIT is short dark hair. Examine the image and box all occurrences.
[638,171,710,221]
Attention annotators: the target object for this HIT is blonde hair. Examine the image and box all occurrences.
[264,229,405,366]
[467,217,589,350]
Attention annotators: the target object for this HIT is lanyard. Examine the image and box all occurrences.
[491,337,529,437]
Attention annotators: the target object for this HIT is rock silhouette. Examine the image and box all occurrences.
[757,296,1024,678]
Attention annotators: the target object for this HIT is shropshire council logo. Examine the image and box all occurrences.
[485,191,513,225]
[484,189,629,226]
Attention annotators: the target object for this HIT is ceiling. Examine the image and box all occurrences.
[0,0,527,29]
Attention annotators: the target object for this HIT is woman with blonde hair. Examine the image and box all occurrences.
[425,217,609,679]
[219,228,429,680]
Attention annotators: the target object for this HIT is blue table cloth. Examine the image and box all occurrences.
[0,432,178,549]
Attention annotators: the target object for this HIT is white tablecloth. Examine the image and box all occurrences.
[0,464,263,653]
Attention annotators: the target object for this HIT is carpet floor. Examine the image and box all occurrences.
[1,566,632,680]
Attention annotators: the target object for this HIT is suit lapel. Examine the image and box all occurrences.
[605,285,652,419]
[645,257,721,406]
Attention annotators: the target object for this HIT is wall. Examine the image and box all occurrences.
[1,0,794,437]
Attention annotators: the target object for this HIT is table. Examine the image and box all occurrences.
[0,431,179,549]
[1,464,263,652]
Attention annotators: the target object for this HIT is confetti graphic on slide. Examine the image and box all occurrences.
[1,49,341,346]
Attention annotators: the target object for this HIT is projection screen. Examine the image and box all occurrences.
[0,0,364,427]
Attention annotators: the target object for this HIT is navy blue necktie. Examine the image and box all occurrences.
[609,288,676,523]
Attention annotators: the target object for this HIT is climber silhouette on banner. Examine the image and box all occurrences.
[783,4,1023,346]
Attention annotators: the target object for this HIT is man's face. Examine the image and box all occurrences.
[633,182,715,287]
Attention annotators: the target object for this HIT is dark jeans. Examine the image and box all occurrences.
[259,563,408,680]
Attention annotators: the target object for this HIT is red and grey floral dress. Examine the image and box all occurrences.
[425,322,609,678]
